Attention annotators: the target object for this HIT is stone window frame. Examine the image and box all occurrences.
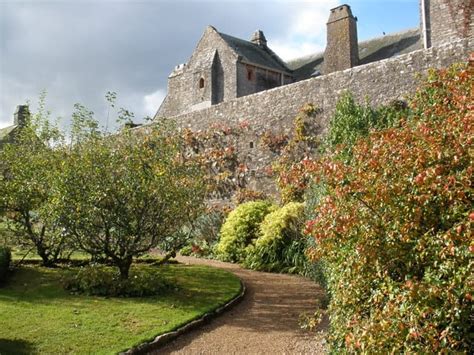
[199,77,205,89]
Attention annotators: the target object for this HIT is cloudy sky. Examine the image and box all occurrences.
[0,0,419,131]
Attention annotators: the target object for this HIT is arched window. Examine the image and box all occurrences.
[199,77,205,88]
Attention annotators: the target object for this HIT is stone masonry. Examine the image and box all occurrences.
[149,0,473,197]
[424,0,474,48]
[152,39,472,196]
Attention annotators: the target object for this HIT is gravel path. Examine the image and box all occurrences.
[151,256,328,354]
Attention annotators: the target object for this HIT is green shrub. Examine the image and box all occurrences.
[63,264,173,297]
[322,92,407,158]
[244,202,309,273]
[0,246,11,284]
[0,220,16,247]
[216,201,276,262]
[179,244,193,256]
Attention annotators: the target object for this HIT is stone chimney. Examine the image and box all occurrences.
[322,4,359,74]
[251,30,267,47]
[14,105,30,127]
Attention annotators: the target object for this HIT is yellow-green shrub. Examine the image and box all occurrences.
[244,202,308,273]
[216,201,276,262]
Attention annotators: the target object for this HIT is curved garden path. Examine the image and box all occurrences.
[151,256,328,354]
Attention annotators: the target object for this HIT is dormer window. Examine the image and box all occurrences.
[199,77,205,88]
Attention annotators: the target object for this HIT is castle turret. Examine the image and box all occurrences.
[250,30,267,48]
[322,4,359,74]
[14,105,30,127]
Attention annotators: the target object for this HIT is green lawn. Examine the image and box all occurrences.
[0,263,241,354]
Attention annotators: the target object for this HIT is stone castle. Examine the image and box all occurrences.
[155,0,472,119]
[152,0,473,196]
[156,4,379,118]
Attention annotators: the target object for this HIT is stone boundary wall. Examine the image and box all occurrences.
[153,39,472,196]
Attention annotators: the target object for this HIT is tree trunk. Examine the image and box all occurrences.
[36,245,54,267]
[118,257,133,280]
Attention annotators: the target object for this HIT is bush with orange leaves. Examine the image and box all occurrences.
[305,63,473,352]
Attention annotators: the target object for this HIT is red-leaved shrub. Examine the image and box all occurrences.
[305,63,473,352]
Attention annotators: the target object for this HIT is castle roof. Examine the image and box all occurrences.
[0,106,30,148]
[0,125,19,147]
[288,28,422,81]
[218,31,291,74]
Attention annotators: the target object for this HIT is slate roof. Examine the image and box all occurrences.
[287,28,422,81]
[0,125,18,147]
[218,32,291,73]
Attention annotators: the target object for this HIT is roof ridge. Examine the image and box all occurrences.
[217,30,290,73]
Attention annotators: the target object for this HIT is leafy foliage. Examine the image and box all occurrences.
[56,119,206,279]
[272,103,322,203]
[0,246,11,284]
[179,205,230,258]
[0,94,71,266]
[182,121,251,199]
[216,201,277,262]
[232,188,268,204]
[275,96,409,205]
[62,264,173,297]
[244,202,308,274]
[260,130,289,153]
[305,63,473,352]
[322,92,407,157]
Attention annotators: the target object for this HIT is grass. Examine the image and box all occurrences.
[0,263,241,354]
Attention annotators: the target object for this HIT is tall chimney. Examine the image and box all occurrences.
[14,105,30,127]
[250,30,267,48]
[322,4,359,74]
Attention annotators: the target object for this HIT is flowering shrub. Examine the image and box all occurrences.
[215,201,277,262]
[305,63,473,352]
[244,202,308,274]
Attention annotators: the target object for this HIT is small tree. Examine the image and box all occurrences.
[0,95,70,266]
[56,119,205,279]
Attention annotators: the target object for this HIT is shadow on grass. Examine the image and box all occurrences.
[0,339,35,355]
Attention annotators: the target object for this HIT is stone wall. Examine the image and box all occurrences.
[152,38,472,196]
[427,0,474,47]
